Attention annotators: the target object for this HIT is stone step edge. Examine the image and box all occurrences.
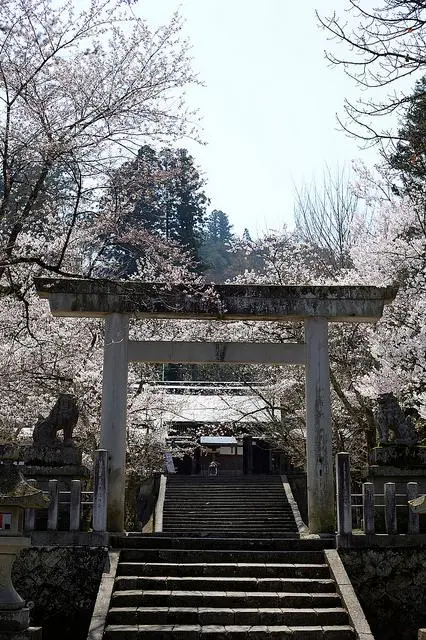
[111,590,341,599]
[117,552,327,558]
[114,577,335,585]
[107,606,347,614]
[117,563,329,569]
[103,623,355,635]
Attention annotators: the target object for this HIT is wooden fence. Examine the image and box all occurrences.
[336,451,422,536]
[24,449,108,533]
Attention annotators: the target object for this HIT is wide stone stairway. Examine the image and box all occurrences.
[104,535,356,639]
[161,475,299,537]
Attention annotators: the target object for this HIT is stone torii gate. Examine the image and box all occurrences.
[35,279,396,534]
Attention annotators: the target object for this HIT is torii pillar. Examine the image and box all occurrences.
[100,313,129,532]
[34,279,396,533]
[305,317,334,532]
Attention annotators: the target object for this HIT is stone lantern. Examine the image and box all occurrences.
[409,494,426,514]
[0,461,48,638]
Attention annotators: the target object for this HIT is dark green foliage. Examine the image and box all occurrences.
[105,145,209,275]
[388,76,426,196]
[199,209,234,281]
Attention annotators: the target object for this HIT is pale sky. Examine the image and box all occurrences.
[135,0,407,236]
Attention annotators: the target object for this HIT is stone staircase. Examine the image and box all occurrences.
[162,475,299,537]
[104,535,356,639]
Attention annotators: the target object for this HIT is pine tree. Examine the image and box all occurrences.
[199,210,234,281]
[388,76,426,197]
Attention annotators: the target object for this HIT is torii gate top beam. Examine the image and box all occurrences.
[34,278,396,322]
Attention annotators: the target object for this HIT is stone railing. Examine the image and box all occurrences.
[336,452,425,547]
[24,449,108,535]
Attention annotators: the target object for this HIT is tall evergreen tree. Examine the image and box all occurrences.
[199,210,234,281]
[387,76,426,201]
[103,146,209,275]
[158,148,208,255]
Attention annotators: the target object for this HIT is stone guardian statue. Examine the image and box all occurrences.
[32,394,79,447]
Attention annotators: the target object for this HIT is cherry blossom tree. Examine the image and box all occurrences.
[229,227,382,466]
[0,0,199,294]
[348,175,426,432]
[318,1,426,147]
[0,0,206,457]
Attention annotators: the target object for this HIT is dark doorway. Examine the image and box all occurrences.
[252,440,272,474]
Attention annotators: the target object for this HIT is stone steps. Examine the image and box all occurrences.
[107,606,349,626]
[111,589,342,609]
[103,537,355,640]
[104,624,355,639]
[161,529,299,535]
[162,476,298,537]
[162,516,295,521]
[163,500,290,505]
[114,576,336,592]
[163,506,294,511]
[116,550,328,564]
[116,563,331,579]
[110,536,334,550]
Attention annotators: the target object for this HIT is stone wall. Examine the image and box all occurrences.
[340,548,426,640]
[12,546,108,640]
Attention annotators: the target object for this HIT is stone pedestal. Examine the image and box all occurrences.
[0,444,89,491]
[370,445,426,469]
[19,445,89,489]
[367,445,426,493]
[364,445,426,533]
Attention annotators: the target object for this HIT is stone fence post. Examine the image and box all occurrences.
[93,449,108,532]
[384,482,397,534]
[47,480,59,531]
[24,479,37,532]
[336,452,352,536]
[70,480,82,532]
[362,482,375,535]
[408,482,419,535]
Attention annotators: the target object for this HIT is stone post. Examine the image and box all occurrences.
[47,480,58,531]
[69,480,81,532]
[100,314,129,532]
[407,482,419,535]
[305,318,334,533]
[384,482,397,534]
[363,482,375,535]
[93,449,108,532]
[24,480,37,532]
[336,452,352,535]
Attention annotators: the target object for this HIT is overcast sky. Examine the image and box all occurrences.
[135,0,400,236]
